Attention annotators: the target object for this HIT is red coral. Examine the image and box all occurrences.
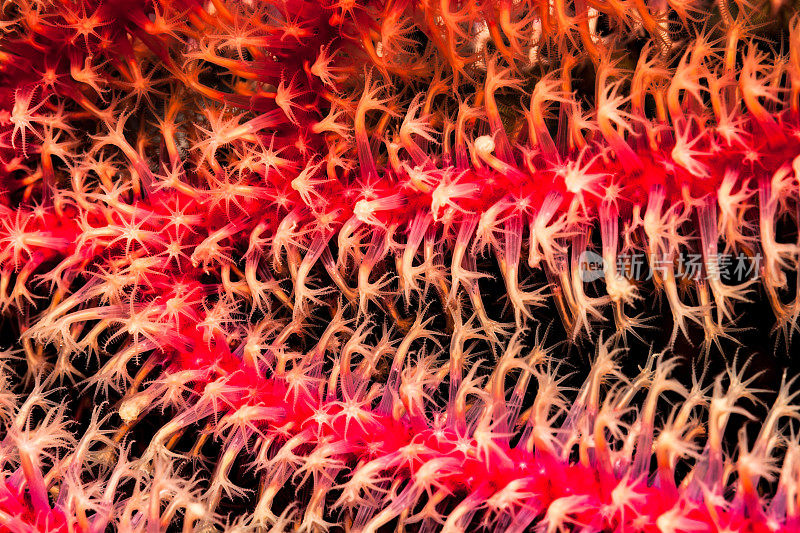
[2,0,800,531]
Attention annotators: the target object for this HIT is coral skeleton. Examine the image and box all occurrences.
[2,0,800,530]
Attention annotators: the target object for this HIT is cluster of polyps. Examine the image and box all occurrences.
[2,0,800,530]
[3,328,800,532]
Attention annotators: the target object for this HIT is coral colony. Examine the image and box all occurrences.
[4,0,800,531]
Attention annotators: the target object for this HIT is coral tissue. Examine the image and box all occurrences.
[2,0,800,531]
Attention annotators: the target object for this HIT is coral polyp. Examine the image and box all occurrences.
[2,0,800,531]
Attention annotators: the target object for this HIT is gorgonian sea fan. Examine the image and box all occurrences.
[2,0,800,531]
